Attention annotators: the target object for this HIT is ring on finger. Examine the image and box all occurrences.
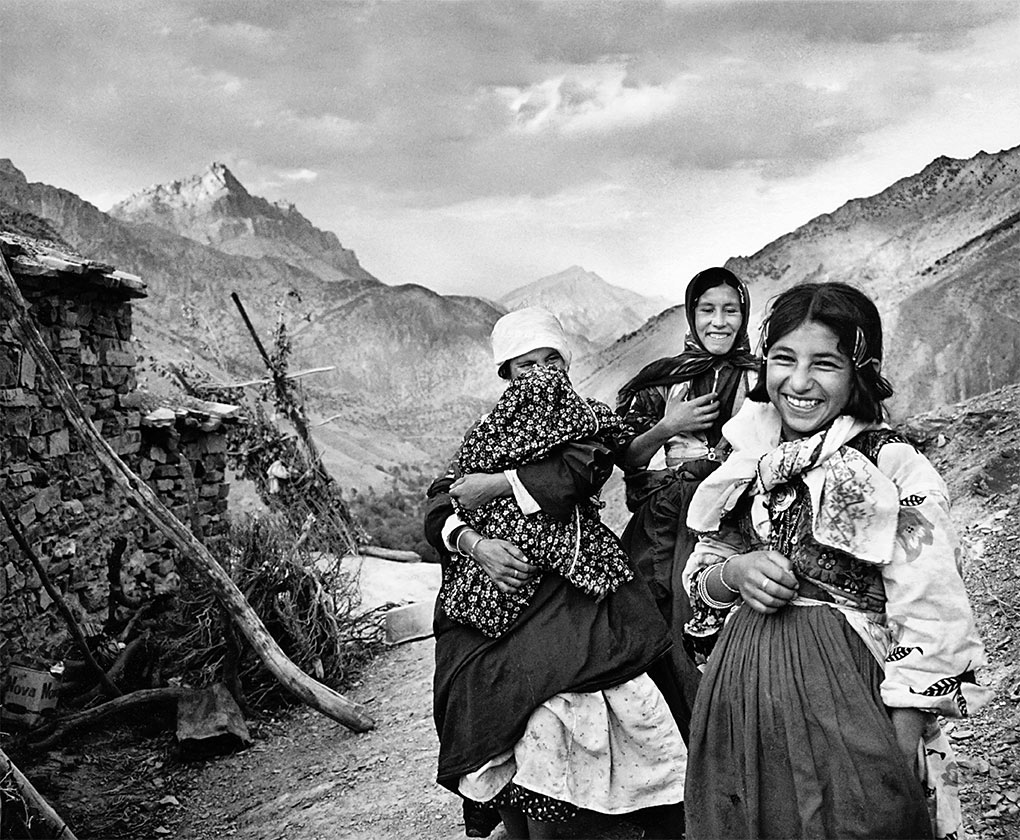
[762,577,770,593]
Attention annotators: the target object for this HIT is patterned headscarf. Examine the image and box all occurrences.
[616,267,757,415]
[687,400,899,565]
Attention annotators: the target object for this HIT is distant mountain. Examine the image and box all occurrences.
[500,265,676,351]
[578,145,1020,417]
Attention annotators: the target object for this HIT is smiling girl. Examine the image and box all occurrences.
[680,282,989,839]
[616,267,758,739]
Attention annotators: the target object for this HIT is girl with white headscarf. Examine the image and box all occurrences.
[426,307,687,839]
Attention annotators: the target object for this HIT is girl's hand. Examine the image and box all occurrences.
[662,392,720,434]
[450,472,511,509]
[470,538,537,594]
[726,550,798,613]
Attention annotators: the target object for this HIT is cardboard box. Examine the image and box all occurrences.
[1,664,61,729]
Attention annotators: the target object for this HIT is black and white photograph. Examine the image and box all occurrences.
[1,2,1018,838]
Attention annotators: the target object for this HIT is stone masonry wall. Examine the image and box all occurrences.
[0,283,231,672]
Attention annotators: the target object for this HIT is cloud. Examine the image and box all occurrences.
[3,0,1019,298]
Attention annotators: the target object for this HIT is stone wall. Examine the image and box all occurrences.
[0,279,233,672]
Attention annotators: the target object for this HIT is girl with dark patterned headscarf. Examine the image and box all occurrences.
[616,267,758,741]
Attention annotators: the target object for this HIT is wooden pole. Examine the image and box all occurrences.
[230,292,357,545]
[231,293,324,466]
[0,746,79,839]
[0,254,374,732]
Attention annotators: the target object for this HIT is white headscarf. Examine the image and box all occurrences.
[490,306,573,371]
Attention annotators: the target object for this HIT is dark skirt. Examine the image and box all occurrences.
[433,570,671,792]
[621,464,719,741]
[685,603,932,839]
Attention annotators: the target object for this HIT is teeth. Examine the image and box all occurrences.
[786,396,820,409]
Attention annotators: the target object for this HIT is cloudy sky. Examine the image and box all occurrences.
[3,1,1019,302]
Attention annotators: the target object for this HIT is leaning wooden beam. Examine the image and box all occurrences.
[0,746,79,839]
[0,498,122,699]
[26,687,190,753]
[202,366,337,389]
[0,254,375,733]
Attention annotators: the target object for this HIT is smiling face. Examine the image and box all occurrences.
[765,320,854,440]
[693,284,743,356]
[505,346,567,380]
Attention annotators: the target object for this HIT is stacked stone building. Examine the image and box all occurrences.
[0,230,237,670]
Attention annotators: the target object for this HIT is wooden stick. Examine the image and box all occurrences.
[25,687,190,752]
[0,498,122,699]
[201,366,337,389]
[0,254,374,732]
[230,292,357,548]
[0,746,79,838]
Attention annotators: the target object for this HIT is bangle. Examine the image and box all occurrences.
[460,533,484,558]
[697,567,738,611]
[718,558,741,595]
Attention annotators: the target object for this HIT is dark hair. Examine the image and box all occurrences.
[747,282,894,423]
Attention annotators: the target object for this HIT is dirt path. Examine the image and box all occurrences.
[169,636,471,840]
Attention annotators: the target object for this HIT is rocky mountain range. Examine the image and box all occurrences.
[2,143,1019,487]
[0,159,495,485]
[578,144,1020,420]
[0,159,664,486]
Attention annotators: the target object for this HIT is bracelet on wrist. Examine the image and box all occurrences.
[461,533,484,558]
[718,557,741,595]
[697,566,738,610]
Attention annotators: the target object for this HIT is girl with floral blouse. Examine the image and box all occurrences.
[681,282,989,839]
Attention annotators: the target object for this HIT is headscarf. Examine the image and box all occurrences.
[616,267,757,416]
[686,400,899,565]
[490,306,573,372]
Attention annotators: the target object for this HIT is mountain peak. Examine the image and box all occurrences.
[201,161,248,197]
[109,165,377,283]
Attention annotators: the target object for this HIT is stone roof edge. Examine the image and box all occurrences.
[1,231,147,299]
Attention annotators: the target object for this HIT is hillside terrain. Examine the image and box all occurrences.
[579,145,1020,419]
[9,383,1020,840]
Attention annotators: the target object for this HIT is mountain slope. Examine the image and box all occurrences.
[890,211,1020,414]
[726,145,1020,334]
[578,145,1020,416]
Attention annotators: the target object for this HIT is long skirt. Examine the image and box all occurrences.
[685,603,932,839]
[621,463,719,741]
